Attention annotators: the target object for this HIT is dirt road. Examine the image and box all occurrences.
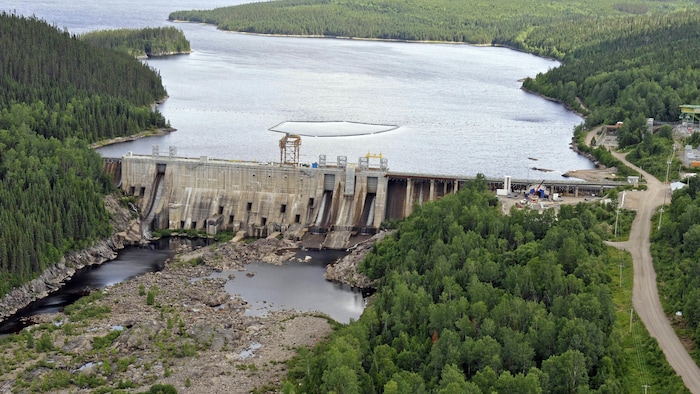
[607,151,700,393]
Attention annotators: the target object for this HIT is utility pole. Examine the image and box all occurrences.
[619,261,623,288]
[630,308,634,333]
[642,384,650,394]
[658,158,671,230]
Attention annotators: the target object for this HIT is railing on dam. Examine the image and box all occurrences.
[385,171,624,194]
[106,154,628,249]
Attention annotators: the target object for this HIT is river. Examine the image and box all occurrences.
[0,239,178,335]
[1,0,593,330]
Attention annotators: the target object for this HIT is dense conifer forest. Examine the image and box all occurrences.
[282,179,687,392]
[171,0,700,179]
[79,27,191,58]
[0,13,169,297]
[652,176,700,363]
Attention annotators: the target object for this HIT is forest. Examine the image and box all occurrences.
[171,0,700,179]
[282,178,687,392]
[652,176,700,363]
[79,27,191,58]
[0,12,168,297]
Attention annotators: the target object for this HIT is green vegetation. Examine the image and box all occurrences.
[80,27,191,58]
[282,178,686,392]
[652,176,700,363]
[0,13,169,298]
[146,286,158,306]
[3,283,203,392]
[625,125,682,181]
[524,11,700,124]
[172,0,700,182]
[169,0,695,47]
[63,291,111,321]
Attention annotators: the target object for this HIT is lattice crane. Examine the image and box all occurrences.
[279,133,301,165]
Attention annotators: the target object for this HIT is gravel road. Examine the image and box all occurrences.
[607,151,700,393]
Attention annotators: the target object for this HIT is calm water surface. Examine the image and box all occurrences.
[210,250,366,324]
[1,0,593,328]
[0,240,177,335]
[3,0,593,179]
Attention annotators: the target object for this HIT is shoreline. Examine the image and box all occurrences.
[170,19,557,60]
[0,195,141,321]
[89,126,176,149]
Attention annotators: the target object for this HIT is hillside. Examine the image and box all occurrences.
[0,12,169,297]
[170,0,700,156]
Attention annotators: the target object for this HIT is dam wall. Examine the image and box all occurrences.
[113,152,622,249]
[120,153,388,249]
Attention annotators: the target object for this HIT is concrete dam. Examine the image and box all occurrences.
[110,149,619,250]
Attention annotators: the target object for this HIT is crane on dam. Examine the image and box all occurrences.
[279,133,301,166]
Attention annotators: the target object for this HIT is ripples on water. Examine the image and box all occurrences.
[1,0,594,179]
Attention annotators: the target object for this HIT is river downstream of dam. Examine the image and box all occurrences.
[1,0,596,332]
[0,240,365,335]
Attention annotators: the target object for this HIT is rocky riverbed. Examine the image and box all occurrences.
[0,189,386,393]
[324,231,388,289]
[0,237,340,393]
[0,195,141,321]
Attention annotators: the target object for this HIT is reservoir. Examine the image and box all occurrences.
[4,0,593,179]
[1,0,593,330]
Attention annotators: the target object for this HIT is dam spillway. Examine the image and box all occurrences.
[119,152,390,249]
[112,151,621,249]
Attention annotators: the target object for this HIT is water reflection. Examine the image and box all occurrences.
[210,249,367,324]
[0,238,202,335]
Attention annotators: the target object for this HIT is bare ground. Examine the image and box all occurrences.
[606,152,700,393]
[0,238,336,394]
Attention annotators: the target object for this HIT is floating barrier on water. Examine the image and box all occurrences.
[269,120,399,137]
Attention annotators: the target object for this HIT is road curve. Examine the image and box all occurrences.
[607,151,700,393]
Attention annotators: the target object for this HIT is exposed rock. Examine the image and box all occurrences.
[324,231,391,288]
[115,320,166,351]
[0,235,335,394]
[62,335,94,354]
[0,195,140,320]
[200,237,300,270]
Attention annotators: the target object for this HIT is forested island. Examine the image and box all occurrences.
[79,27,191,58]
[0,12,169,298]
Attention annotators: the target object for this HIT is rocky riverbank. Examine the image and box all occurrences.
[0,237,338,393]
[0,195,141,321]
[324,231,389,289]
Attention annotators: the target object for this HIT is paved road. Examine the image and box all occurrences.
[607,151,700,393]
